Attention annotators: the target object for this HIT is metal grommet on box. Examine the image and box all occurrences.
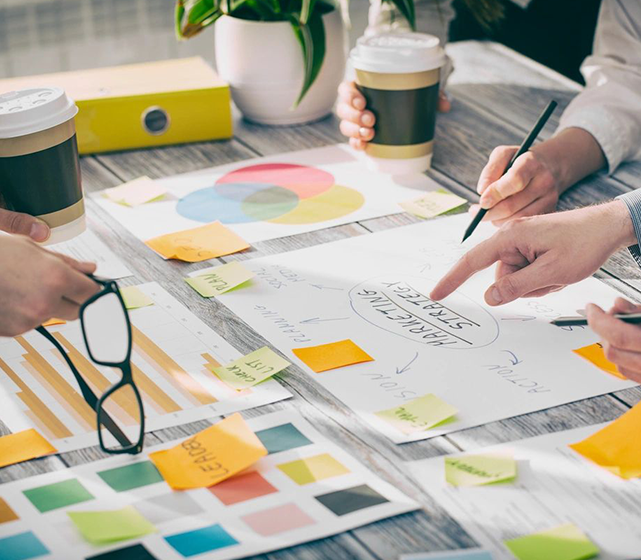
[141,106,170,136]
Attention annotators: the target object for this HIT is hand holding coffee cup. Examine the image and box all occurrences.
[0,87,86,245]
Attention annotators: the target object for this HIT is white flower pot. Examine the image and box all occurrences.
[215,9,346,126]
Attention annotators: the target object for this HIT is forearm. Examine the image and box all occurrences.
[531,127,607,194]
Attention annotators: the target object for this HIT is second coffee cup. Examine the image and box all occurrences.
[351,33,445,174]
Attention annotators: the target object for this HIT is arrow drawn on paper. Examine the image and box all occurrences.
[299,317,350,325]
[396,352,419,374]
[500,315,536,322]
[502,350,523,366]
[310,284,344,291]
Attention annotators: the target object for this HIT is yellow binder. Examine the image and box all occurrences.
[0,57,233,154]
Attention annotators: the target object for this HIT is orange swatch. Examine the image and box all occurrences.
[292,339,374,373]
[573,342,627,380]
[145,221,249,263]
[0,429,57,468]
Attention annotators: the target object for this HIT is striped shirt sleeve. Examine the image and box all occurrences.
[618,189,641,267]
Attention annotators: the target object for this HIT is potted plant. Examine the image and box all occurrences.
[175,0,417,126]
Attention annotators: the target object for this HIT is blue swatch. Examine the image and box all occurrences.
[255,422,313,455]
[165,524,238,557]
[0,531,49,560]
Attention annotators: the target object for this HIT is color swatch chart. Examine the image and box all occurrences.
[0,283,290,452]
[0,411,417,560]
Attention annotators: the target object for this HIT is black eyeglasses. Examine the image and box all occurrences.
[37,277,145,455]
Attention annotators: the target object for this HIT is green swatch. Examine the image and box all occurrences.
[505,523,599,560]
[68,506,156,544]
[98,461,164,492]
[23,479,93,513]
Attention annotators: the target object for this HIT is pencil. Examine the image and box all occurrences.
[551,313,641,327]
[461,99,558,243]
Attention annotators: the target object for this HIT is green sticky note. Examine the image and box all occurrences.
[212,346,290,391]
[120,286,154,310]
[277,453,350,485]
[68,506,156,544]
[185,261,255,297]
[445,453,517,487]
[376,393,458,435]
[505,523,599,560]
[400,190,467,219]
[23,479,94,513]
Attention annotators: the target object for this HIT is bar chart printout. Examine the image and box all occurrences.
[0,282,291,452]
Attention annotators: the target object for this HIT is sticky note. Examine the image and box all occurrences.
[42,318,66,327]
[400,190,467,219]
[292,339,374,373]
[376,393,458,435]
[68,506,156,544]
[104,176,167,206]
[0,429,56,468]
[573,342,627,380]
[185,261,255,297]
[210,346,290,391]
[277,453,350,485]
[569,402,641,479]
[445,453,517,487]
[120,286,154,310]
[504,523,599,560]
[146,221,249,263]
[149,413,267,489]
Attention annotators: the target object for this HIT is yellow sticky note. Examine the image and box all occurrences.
[185,261,255,297]
[120,286,154,310]
[211,346,290,391]
[573,342,627,380]
[292,339,374,373]
[0,429,57,468]
[42,318,66,327]
[445,452,517,487]
[376,393,458,435]
[400,190,467,219]
[68,506,156,544]
[277,453,350,485]
[146,221,250,263]
[569,402,641,479]
[104,176,167,206]
[505,523,599,560]
[149,413,267,489]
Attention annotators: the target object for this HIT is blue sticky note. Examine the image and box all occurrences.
[401,549,493,560]
[165,524,238,557]
[0,531,49,560]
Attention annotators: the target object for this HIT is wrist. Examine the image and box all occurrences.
[599,200,637,250]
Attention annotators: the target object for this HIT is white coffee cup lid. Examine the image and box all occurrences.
[0,87,78,139]
[351,32,445,74]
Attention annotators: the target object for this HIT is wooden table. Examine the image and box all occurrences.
[3,41,641,559]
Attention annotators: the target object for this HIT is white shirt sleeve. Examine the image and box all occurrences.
[557,0,641,173]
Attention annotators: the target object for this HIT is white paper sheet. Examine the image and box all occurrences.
[49,229,132,279]
[0,410,418,560]
[93,144,443,245]
[409,424,641,559]
[203,213,636,443]
[0,282,290,452]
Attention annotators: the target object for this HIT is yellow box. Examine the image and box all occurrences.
[0,57,233,154]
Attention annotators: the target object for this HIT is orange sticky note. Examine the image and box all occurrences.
[573,342,627,380]
[145,222,249,263]
[0,429,57,468]
[42,318,66,327]
[569,402,641,479]
[292,339,374,373]
[149,413,267,489]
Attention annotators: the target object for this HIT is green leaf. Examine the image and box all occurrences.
[175,0,186,38]
[187,0,217,24]
[384,0,415,29]
[300,0,316,25]
[290,10,326,107]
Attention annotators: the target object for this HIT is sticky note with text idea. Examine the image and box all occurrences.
[445,452,517,487]
[103,176,167,207]
[400,190,467,219]
[146,221,249,263]
[210,346,290,391]
[185,261,255,297]
[376,393,457,435]
[569,401,641,479]
[149,413,267,489]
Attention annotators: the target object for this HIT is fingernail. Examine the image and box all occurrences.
[30,221,50,242]
[361,113,374,126]
[489,287,502,304]
[359,127,370,138]
[353,98,365,110]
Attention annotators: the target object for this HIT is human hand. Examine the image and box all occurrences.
[471,128,607,226]
[0,235,99,336]
[430,200,636,306]
[587,298,641,383]
[337,81,451,150]
[0,194,51,242]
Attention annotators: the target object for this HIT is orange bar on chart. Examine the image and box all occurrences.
[131,363,182,414]
[133,326,217,406]
[0,356,71,439]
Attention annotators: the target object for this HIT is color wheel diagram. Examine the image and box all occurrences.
[175,163,365,225]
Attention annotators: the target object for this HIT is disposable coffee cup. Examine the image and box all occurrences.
[0,87,85,244]
[351,33,445,174]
